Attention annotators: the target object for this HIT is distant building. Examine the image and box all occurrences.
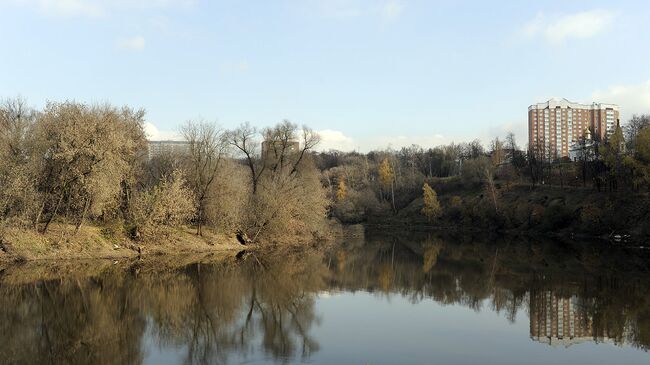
[528,98,619,159]
[261,140,300,160]
[147,140,190,159]
[568,129,595,162]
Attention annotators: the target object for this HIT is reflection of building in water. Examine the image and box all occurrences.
[530,291,594,347]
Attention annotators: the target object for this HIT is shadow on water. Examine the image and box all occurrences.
[0,229,649,364]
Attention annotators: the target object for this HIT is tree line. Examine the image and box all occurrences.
[317,118,650,224]
[0,98,328,243]
[2,96,649,243]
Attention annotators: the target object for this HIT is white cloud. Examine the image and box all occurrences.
[380,0,402,22]
[479,121,528,149]
[316,129,450,152]
[317,129,357,151]
[144,122,182,141]
[522,9,615,44]
[592,80,650,121]
[115,35,145,51]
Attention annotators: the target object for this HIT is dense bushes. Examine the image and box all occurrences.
[131,170,195,239]
[0,98,330,246]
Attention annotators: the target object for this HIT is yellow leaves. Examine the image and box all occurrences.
[421,182,442,222]
[132,169,196,239]
[378,158,394,189]
[377,263,395,292]
[449,195,462,208]
[336,249,347,273]
[336,177,348,201]
[422,239,443,273]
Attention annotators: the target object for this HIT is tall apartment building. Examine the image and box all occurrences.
[528,98,619,159]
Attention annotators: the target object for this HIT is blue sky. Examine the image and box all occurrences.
[1,0,649,151]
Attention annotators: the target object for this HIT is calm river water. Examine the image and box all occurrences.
[1,229,649,364]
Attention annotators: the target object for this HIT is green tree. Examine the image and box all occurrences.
[625,114,650,151]
[601,121,626,191]
[623,126,650,190]
[421,183,442,222]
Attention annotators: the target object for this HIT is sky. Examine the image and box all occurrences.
[1,0,649,151]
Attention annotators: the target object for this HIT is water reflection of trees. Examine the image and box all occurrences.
[0,252,327,365]
[327,230,650,350]
[0,270,146,365]
[0,232,649,364]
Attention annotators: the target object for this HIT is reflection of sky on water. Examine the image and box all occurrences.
[143,291,650,365]
[3,232,650,365]
[310,293,649,365]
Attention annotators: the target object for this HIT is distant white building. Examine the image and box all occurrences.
[147,140,190,159]
[568,129,595,162]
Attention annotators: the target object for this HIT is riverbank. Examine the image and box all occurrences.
[0,222,244,263]
[364,180,650,243]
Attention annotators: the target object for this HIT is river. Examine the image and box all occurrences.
[0,228,649,364]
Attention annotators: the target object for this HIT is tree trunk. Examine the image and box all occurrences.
[390,181,396,213]
[41,192,65,233]
[75,197,91,233]
[34,200,46,230]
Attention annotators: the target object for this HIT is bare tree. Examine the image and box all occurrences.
[484,167,499,213]
[292,126,321,174]
[489,137,505,165]
[625,114,650,152]
[228,121,325,242]
[0,97,38,223]
[228,122,265,194]
[181,120,227,236]
[229,120,321,194]
[32,102,146,233]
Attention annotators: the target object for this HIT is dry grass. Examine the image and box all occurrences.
[1,223,132,261]
[138,225,242,255]
[0,222,242,263]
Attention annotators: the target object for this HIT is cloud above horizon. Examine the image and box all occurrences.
[144,122,181,141]
[592,80,650,121]
[522,9,615,44]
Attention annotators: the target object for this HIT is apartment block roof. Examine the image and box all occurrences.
[528,98,619,111]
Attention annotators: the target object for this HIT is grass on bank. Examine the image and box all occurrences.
[0,222,242,262]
